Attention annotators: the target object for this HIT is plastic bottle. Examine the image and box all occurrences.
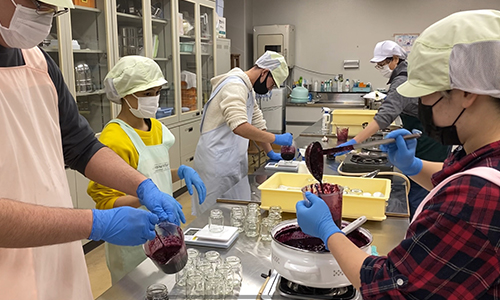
[314,80,319,92]
[344,79,350,92]
[322,107,332,133]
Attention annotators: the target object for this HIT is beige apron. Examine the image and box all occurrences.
[105,119,175,283]
[0,48,93,299]
[409,166,500,227]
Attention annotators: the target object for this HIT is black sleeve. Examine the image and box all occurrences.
[41,49,105,174]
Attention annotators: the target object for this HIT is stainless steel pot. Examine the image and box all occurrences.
[271,219,372,288]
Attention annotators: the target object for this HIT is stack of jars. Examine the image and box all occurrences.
[176,249,243,299]
[260,206,282,241]
[230,204,282,241]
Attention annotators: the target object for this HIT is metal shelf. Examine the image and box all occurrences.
[73,49,105,54]
[76,89,106,97]
[72,5,101,13]
[117,12,142,21]
[152,18,168,24]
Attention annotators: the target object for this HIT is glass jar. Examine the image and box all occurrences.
[209,209,224,233]
[204,250,222,270]
[215,262,234,295]
[225,256,243,288]
[268,206,282,226]
[185,270,204,299]
[244,215,260,238]
[146,283,169,300]
[230,207,245,233]
[260,217,273,241]
[204,272,225,298]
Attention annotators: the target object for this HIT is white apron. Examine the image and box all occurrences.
[0,48,93,299]
[192,76,253,216]
[104,119,175,283]
[410,167,500,227]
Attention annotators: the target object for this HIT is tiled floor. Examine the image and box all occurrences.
[85,191,195,299]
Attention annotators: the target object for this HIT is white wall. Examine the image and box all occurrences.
[225,0,254,70]
[244,0,500,89]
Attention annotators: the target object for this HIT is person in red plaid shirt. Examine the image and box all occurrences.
[297,9,500,299]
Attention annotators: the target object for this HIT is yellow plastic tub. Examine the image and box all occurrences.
[331,109,378,136]
[258,172,391,221]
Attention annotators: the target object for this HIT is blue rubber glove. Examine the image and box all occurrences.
[267,150,282,161]
[274,133,293,146]
[334,139,357,156]
[296,192,344,247]
[379,129,423,176]
[89,207,158,246]
[136,179,186,225]
[178,165,206,205]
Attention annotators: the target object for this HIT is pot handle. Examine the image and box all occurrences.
[284,261,319,275]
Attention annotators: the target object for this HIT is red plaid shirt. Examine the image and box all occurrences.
[360,140,500,299]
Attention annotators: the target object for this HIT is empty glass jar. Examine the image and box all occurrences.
[146,283,169,300]
[260,217,273,241]
[230,207,245,233]
[225,256,243,288]
[209,209,224,233]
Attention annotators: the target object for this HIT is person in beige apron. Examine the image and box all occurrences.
[0,2,187,299]
[295,10,500,298]
[87,56,206,283]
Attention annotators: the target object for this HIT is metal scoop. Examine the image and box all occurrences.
[305,132,421,182]
[342,216,367,235]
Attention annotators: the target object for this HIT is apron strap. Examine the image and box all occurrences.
[200,76,246,132]
[21,48,47,72]
[107,119,149,153]
[411,166,500,224]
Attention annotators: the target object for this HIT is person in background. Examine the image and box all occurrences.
[192,51,293,215]
[337,40,449,218]
[87,56,206,283]
[297,10,500,299]
[0,0,184,298]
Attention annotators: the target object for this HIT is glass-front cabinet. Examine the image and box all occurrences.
[70,2,111,133]
[199,3,215,107]
[116,0,145,58]
[177,0,200,121]
[151,0,178,125]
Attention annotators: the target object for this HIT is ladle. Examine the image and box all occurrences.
[342,216,367,235]
[305,132,421,185]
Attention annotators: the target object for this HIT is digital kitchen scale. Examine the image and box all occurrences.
[265,160,300,172]
[184,225,239,249]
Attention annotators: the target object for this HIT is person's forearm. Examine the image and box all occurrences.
[233,122,275,143]
[353,120,380,143]
[113,195,141,208]
[327,233,370,289]
[260,142,273,153]
[410,161,443,191]
[84,147,147,196]
[171,169,180,182]
[0,198,93,248]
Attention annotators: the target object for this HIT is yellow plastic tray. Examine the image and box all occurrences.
[258,172,391,221]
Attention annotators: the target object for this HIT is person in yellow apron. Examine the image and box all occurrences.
[0,1,180,299]
[296,10,500,299]
[87,56,206,283]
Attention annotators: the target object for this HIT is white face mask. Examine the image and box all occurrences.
[379,64,393,79]
[124,94,159,119]
[0,0,53,49]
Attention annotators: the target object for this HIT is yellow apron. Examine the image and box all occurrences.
[0,48,93,299]
[105,119,175,283]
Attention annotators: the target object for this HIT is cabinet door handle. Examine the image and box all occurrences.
[189,157,194,162]
[196,112,200,116]
[186,127,193,132]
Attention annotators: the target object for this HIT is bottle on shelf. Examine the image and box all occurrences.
[344,79,350,92]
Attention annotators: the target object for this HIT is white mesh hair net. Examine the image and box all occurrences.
[449,40,500,98]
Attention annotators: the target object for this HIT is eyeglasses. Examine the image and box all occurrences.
[31,0,69,17]
[374,58,393,70]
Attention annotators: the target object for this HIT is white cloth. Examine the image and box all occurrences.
[192,76,254,216]
[181,70,197,89]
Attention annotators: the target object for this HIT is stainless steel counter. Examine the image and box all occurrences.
[96,122,410,300]
[96,201,409,300]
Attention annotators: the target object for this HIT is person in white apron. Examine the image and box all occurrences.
[87,56,206,283]
[295,10,500,298]
[0,1,178,299]
[192,51,293,215]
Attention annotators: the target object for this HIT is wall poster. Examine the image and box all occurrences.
[394,33,419,53]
